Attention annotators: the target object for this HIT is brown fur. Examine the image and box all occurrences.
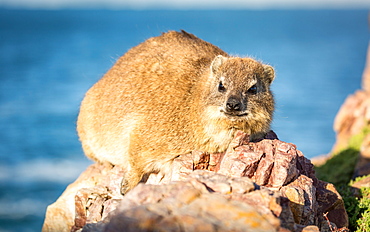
[77,30,275,193]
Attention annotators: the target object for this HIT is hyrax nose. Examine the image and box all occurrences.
[226,97,242,112]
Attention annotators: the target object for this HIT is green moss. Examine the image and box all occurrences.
[356,193,370,232]
[314,126,370,186]
[337,180,370,231]
[339,186,360,230]
[314,126,370,231]
[351,181,370,232]
[349,126,370,149]
[315,148,358,186]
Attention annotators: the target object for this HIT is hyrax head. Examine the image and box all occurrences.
[204,55,275,135]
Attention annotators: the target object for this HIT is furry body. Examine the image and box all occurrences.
[77,31,275,192]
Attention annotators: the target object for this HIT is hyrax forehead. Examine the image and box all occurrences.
[218,57,268,85]
[211,56,274,90]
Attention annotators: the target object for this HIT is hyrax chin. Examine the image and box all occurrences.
[77,30,275,194]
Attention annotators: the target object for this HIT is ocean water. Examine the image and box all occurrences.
[0,9,368,231]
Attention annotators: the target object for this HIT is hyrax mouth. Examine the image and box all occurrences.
[220,109,249,117]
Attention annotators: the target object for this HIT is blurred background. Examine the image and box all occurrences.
[0,0,369,231]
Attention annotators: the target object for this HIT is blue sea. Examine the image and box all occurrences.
[0,9,369,231]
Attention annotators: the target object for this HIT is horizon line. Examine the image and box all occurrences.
[1,0,370,10]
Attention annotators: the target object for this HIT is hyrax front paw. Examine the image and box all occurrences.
[120,177,130,195]
[120,171,142,195]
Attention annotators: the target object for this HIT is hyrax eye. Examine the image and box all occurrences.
[218,81,226,92]
[247,85,258,94]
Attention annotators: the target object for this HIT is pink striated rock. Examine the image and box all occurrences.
[43,131,348,232]
[218,135,301,190]
[93,171,283,232]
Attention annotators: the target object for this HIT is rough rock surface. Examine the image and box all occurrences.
[43,131,348,232]
[100,172,282,232]
[42,164,125,232]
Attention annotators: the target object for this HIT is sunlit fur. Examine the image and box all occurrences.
[77,31,275,193]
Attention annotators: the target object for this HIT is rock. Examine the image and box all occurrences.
[42,164,125,232]
[103,173,281,232]
[316,180,348,230]
[332,42,370,153]
[353,133,370,178]
[43,131,348,231]
[310,154,331,167]
[360,134,370,159]
[362,43,370,93]
[42,164,105,232]
[332,90,370,153]
[351,175,370,190]
[301,225,320,232]
[330,43,370,179]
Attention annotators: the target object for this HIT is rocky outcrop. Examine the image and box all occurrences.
[333,44,370,152]
[312,41,370,231]
[98,172,282,232]
[42,163,126,232]
[43,131,348,232]
[330,43,370,178]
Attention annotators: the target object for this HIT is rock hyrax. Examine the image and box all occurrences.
[77,30,275,193]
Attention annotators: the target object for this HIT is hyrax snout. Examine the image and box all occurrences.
[77,30,275,193]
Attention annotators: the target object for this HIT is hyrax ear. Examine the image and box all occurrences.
[263,64,275,85]
[211,55,227,75]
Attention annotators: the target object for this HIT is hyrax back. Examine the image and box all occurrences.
[77,30,275,193]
